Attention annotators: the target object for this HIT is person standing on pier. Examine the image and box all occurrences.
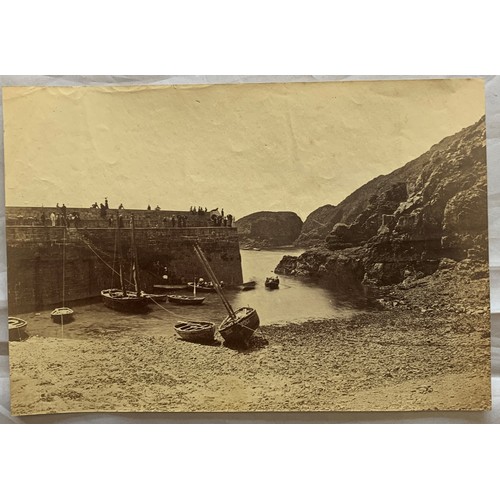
[40,212,46,227]
[50,212,56,227]
[60,204,67,227]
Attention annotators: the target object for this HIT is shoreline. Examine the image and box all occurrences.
[8,259,491,415]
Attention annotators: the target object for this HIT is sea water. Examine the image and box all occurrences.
[24,248,365,340]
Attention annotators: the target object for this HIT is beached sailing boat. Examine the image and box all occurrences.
[101,214,149,312]
[51,225,74,324]
[192,242,260,345]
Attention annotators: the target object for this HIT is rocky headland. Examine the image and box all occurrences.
[277,116,488,290]
[236,211,303,249]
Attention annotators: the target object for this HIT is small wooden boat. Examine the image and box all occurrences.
[51,307,74,324]
[143,292,169,303]
[239,280,256,291]
[101,289,149,312]
[192,242,260,347]
[167,295,206,305]
[8,317,28,341]
[174,320,216,343]
[219,306,260,345]
[265,277,280,289]
[187,281,222,293]
[153,284,189,291]
[101,215,149,313]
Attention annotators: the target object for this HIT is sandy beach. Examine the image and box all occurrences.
[9,261,491,415]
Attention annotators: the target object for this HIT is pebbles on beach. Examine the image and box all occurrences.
[8,262,491,415]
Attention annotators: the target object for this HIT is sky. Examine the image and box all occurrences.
[2,79,485,220]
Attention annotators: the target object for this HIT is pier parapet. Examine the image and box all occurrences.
[5,206,219,228]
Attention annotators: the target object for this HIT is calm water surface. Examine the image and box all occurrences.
[25,249,367,340]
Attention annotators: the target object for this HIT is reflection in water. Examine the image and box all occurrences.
[24,248,368,340]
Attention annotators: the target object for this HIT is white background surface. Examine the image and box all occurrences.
[0,2,498,499]
[0,75,498,424]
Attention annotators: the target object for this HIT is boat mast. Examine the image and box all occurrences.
[130,214,141,297]
[117,212,127,296]
[193,242,236,320]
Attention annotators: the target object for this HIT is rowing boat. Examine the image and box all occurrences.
[187,281,222,293]
[8,317,28,341]
[143,292,169,303]
[265,277,280,289]
[239,280,256,291]
[167,295,206,305]
[51,307,74,324]
[174,320,216,343]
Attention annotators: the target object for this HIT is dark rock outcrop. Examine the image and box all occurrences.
[277,116,488,287]
[236,211,303,249]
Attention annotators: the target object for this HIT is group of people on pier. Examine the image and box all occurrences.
[41,203,82,228]
[211,213,233,227]
[171,214,188,227]
[28,198,236,230]
[190,206,208,215]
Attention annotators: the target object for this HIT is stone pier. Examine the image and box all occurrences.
[6,217,243,313]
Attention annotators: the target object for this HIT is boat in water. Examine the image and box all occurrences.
[8,317,28,341]
[153,284,189,292]
[167,295,206,305]
[265,277,280,289]
[169,278,205,305]
[143,292,169,303]
[219,306,260,345]
[101,288,149,311]
[50,307,74,324]
[187,281,223,293]
[239,280,256,291]
[101,214,149,313]
[174,320,216,343]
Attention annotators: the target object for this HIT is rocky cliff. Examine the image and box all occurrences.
[277,116,488,287]
[236,211,303,249]
[295,118,485,248]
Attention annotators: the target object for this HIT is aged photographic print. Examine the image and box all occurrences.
[3,79,491,415]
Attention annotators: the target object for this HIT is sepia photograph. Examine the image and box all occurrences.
[2,78,491,415]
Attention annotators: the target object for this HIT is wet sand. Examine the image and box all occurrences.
[8,263,491,414]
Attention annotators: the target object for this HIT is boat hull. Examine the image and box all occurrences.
[174,321,216,343]
[144,293,169,303]
[8,317,28,341]
[153,284,189,292]
[219,307,260,345]
[187,282,219,293]
[167,295,206,305]
[239,281,257,291]
[265,279,279,289]
[51,307,74,324]
[101,289,149,312]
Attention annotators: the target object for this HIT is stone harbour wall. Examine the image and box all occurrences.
[6,226,243,313]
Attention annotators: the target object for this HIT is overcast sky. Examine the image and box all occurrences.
[3,79,485,220]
